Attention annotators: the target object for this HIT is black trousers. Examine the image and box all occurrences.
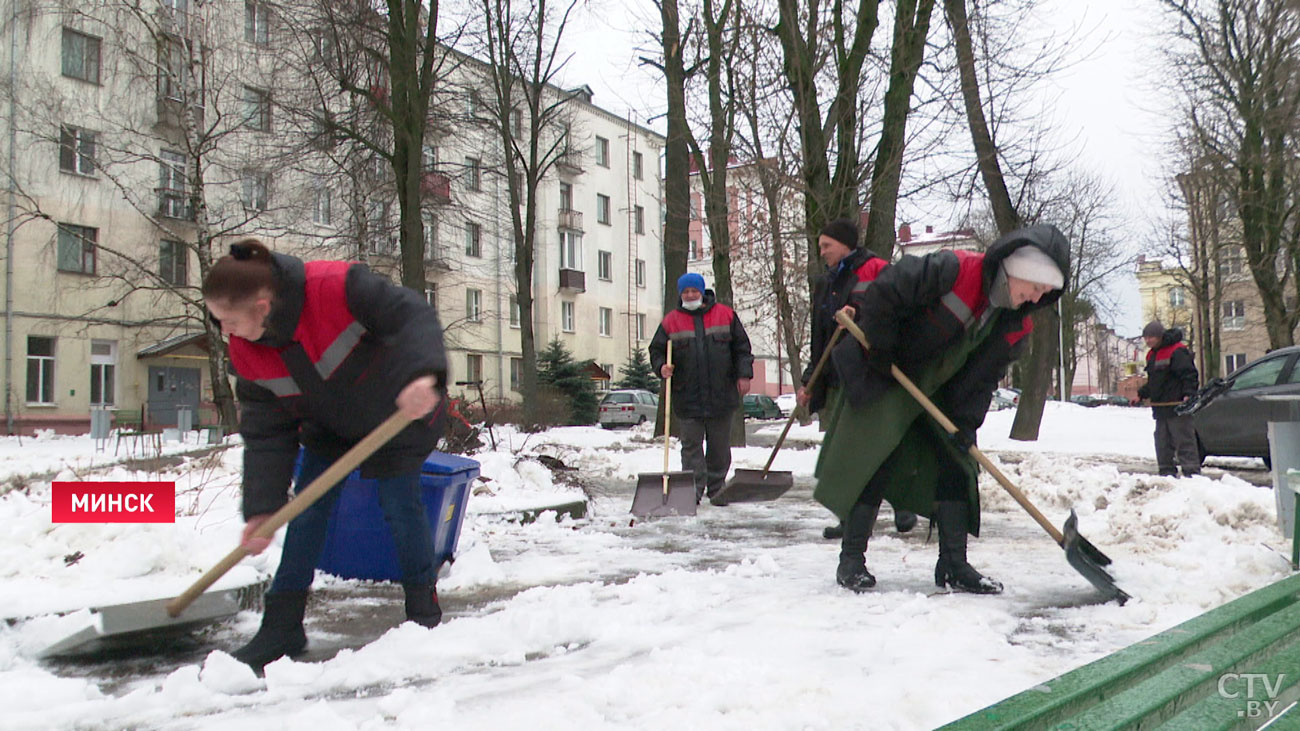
[677,410,734,499]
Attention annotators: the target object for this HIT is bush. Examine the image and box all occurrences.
[616,348,660,393]
[536,339,599,425]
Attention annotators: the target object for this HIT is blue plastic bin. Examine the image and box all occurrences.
[314,451,479,581]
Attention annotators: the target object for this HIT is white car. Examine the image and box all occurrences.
[775,393,798,417]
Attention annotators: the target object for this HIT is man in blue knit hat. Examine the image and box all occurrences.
[649,272,755,504]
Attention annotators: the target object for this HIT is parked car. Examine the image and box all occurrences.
[1194,345,1300,464]
[743,393,783,420]
[598,389,658,429]
[990,388,1020,411]
[1099,394,1133,406]
[774,393,798,417]
[1070,394,1103,407]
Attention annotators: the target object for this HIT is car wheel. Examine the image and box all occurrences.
[638,415,647,425]
[601,423,613,430]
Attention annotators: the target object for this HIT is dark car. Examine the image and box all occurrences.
[1071,394,1103,407]
[1193,346,1300,463]
[1100,394,1133,406]
[743,394,782,420]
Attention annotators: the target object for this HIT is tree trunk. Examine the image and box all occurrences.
[1009,308,1058,441]
[656,0,691,438]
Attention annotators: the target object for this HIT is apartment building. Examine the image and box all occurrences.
[0,2,664,433]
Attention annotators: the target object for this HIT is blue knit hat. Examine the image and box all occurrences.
[677,272,706,295]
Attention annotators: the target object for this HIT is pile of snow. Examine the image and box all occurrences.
[0,405,1292,729]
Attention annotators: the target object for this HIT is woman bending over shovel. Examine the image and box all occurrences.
[817,225,1069,594]
[203,239,448,672]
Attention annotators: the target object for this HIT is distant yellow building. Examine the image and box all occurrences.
[1135,257,1196,335]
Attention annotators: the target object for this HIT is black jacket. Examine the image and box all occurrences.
[648,291,754,420]
[230,253,448,519]
[804,248,884,413]
[834,225,1070,435]
[1137,328,1199,419]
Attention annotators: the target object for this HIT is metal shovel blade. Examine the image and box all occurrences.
[38,584,252,658]
[1063,510,1130,605]
[630,471,697,517]
[713,469,794,505]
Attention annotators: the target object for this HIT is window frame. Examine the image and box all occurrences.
[466,288,483,322]
[89,339,116,407]
[598,250,613,281]
[61,28,101,84]
[465,222,482,257]
[633,151,643,180]
[25,336,55,405]
[56,223,97,275]
[599,307,613,337]
[596,194,611,225]
[595,136,610,167]
[159,239,188,286]
[59,125,96,176]
[560,230,582,270]
[244,1,271,46]
[561,301,575,332]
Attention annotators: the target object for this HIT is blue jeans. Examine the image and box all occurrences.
[269,450,436,593]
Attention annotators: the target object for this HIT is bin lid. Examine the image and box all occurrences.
[422,451,481,475]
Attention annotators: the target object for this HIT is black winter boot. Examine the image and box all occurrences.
[836,501,879,592]
[823,523,844,540]
[403,582,442,628]
[232,591,308,672]
[894,508,919,534]
[934,501,1002,595]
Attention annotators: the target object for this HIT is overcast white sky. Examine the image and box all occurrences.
[555,0,1179,337]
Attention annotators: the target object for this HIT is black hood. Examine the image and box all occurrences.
[1160,327,1185,348]
[982,224,1070,314]
[255,252,306,348]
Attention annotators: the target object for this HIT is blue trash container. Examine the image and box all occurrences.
[314,451,479,581]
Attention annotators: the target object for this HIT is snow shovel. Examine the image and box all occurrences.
[38,410,417,657]
[834,311,1129,604]
[714,329,847,504]
[630,339,696,518]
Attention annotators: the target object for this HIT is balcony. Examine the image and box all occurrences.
[557,208,583,231]
[157,190,194,221]
[558,268,585,292]
[421,172,451,204]
[556,149,584,174]
[155,97,205,131]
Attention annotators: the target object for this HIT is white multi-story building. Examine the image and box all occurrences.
[0,2,664,433]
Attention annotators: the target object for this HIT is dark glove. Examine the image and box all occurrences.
[1137,384,1149,400]
[950,427,976,453]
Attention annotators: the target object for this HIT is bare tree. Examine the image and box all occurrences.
[1161,0,1300,349]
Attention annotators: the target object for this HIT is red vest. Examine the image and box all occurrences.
[227,260,365,398]
[661,301,738,339]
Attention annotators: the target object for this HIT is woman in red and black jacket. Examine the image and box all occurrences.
[203,239,448,672]
[819,225,1069,595]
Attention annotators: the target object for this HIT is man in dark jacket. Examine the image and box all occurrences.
[649,273,754,504]
[203,239,448,672]
[1136,321,1200,477]
[818,225,1069,594]
[799,218,918,538]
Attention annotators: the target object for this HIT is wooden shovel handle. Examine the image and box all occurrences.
[167,410,415,617]
[834,312,1066,546]
[762,328,845,475]
[662,340,673,495]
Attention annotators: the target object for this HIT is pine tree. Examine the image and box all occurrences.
[537,339,600,425]
[615,348,660,393]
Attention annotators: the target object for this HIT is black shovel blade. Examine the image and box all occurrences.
[713,469,794,504]
[1063,510,1130,605]
[630,471,697,518]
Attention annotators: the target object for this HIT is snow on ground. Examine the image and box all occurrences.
[0,404,1292,730]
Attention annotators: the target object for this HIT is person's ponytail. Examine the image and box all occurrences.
[202,238,275,303]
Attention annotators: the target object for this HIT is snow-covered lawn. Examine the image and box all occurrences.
[0,403,1291,730]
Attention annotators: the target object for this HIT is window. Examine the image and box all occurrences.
[159,239,187,286]
[465,222,481,257]
[633,151,644,180]
[243,86,271,131]
[313,182,332,225]
[466,157,481,191]
[595,136,609,167]
[561,301,575,332]
[422,143,438,172]
[599,363,613,390]
[241,171,269,210]
[466,288,482,322]
[559,181,573,211]
[510,357,523,391]
[1218,246,1245,278]
[61,28,100,84]
[466,353,483,383]
[599,307,613,336]
[637,313,647,340]
[511,108,523,137]
[59,126,96,176]
[1226,353,1248,375]
[636,259,646,288]
[1168,287,1185,308]
[690,239,701,260]
[1222,300,1246,330]
[244,1,270,45]
[424,282,437,308]
[90,340,116,407]
[509,294,520,328]
[57,223,96,275]
[1230,355,1287,391]
[597,194,611,225]
[158,39,202,102]
[598,250,613,281]
[26,336,54,405]
[634,205,645,235]
[560,230,582,270]
[159,150,189,219]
